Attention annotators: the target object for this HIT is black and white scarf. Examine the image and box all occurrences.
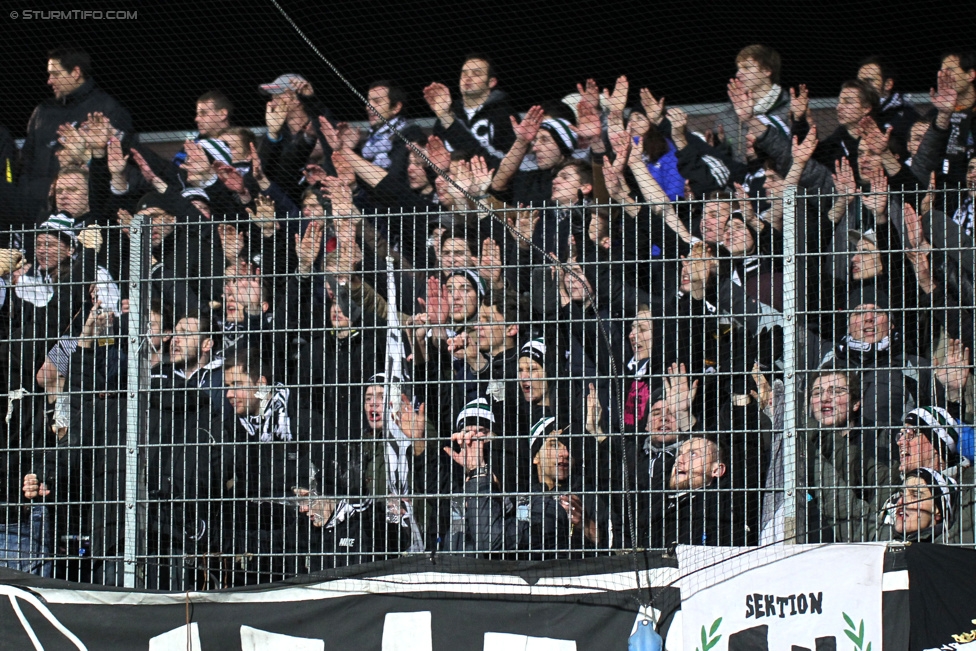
[879,91,906,114]
[239,384,292,442]
[361,116,406,170]
[953,194,974,238]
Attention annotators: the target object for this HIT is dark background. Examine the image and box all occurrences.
[0,0,971,137]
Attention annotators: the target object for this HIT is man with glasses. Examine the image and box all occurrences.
[877,406,974,543]
[805,368,893,542]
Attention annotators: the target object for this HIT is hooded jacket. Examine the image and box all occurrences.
[432,89,517,167]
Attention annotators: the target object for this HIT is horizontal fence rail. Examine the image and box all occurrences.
[1,186,974,589]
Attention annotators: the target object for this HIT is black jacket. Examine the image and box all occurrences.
[19,79,133,225]
[656,480,742,548]
[432,89,517,167]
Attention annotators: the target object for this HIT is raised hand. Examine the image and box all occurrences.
[664,362,699,428]
[860,164,888,218]
[575,98,603,144]
[77,224,103,251]
[832,157,857,197]
[789,84,809,121]
[0,249,24,277]
[750,362,773,411]
[791,123,818,168]
[248,142,269,190]
[639,88,666,125]
[247,195,278,237]
[106,136,129,178]
[321,174,357,215]
[294,220,324,273]
[468,155,494,196]
[512,105,544,144]
[734,182,758,226]
[609,129,632,170]
[861,122,893,156]
[130,148,168,193]
[727,77,753,121]
[338,122,362,150]
[604,75,629,114]
[508,207,540,246]
[425,135,450,173]
[116,208,134,230]
[478,237,504,288]
[930,68,959,115]
[423,276,449,325]
[666,107,689,149]
[576,78,600,110]
[423,82,453,119]
[81,111,112,155]
[584,382,604,435]
[265,96,288,139]
[57,123,88,164]
[602,161,626,202]
[902,201,926,249]
[444,434,487,473]
[317,115,343,150]
[934,339,972,402]
[395,395,428,455]
[452,159,473,195]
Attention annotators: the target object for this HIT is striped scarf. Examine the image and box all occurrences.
[361,116,406,170]
[240,384,292,442]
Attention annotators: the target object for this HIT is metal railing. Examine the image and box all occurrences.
[1,187,973,589]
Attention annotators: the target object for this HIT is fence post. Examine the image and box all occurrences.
[781,185,799,544]
[123,214,149,588]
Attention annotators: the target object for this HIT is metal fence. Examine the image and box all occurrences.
[1,187,973,589]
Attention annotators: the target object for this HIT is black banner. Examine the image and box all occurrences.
[907,544,976,651]
[0,555,680,650]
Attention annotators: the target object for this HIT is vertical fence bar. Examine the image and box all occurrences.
[124,215,148,587]
[781,185,799,544]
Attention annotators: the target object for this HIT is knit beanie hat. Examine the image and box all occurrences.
[540,118,578,157]
[443,268,486,297]
[38,213,78,248]
[904,406,961,466]
[456,398,496,432]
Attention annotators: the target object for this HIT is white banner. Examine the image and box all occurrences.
[678,544,887,650]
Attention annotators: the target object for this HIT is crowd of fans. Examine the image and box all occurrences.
[0,44,974,588]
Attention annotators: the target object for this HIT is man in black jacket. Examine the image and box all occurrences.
[19,47,132,226]
[856,56,919,160]
[257,73,334,206]
[657,435,739,548]
[423,55,517,167]
[222,348,335,584]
